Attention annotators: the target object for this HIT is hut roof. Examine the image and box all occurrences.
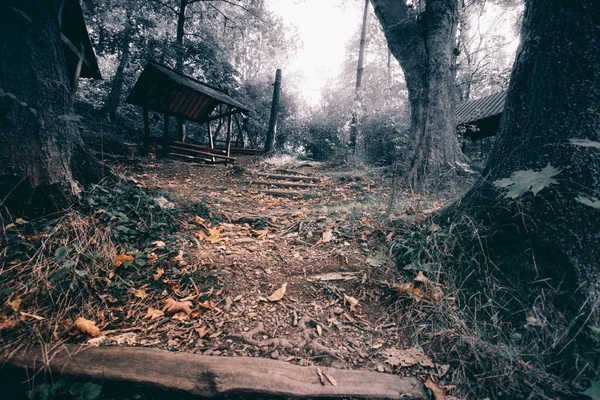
[61,0,101,79]
[456,91,507,126]
[127,61,249,123]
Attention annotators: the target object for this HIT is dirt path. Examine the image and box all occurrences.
[108,156,414,373]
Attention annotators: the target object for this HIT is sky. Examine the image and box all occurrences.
[267,0,363,106]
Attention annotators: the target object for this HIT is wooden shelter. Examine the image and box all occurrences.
[456,91,507,140]
[60,0,102,102]
[127,61,260,164]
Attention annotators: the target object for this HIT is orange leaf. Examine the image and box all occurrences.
[267,283,287,302]
[343,294,359,312]
[143,308,164,320]
[163,298,192,315]
[114,254,134,267]
[74,317,102,337]
[153,267,164,281]
[8,297,21,312]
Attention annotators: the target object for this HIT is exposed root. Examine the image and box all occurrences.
[241,322,294,349]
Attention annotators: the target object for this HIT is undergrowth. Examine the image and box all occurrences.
[0,180,215,358]
[376,216,585,399]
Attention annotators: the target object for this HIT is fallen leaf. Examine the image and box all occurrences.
[384,347,434,369]
[425,376,458,400]
[267,283,287,302]
[343,294,359,312]
[195,326,209,338]
[163,298,192,315]
[133,288,147,299]
[414,271,433,285]
[147,253,158,264]
[209,330,223,339]
[74,317,102,337]
[153,267,164,281]
[195,215,205,225]
[143,308,164,320]
[316,324,322,336]
[0,318,17,331]
[114,254,134,267]
[87,335,107,346]
[172,251,186,266]
[323,371,337,386]
[316,368,326,385]
[152,240,166,248]
[395,283,424,302]
[8,297,21,312]
[321,229,334,243]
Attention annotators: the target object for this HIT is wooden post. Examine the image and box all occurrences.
[265,69,281,154]
[71,45,85,104]
[207,121,215,163]
[143,107,150,155]
[225,111,233,162]
[234,114,245,148]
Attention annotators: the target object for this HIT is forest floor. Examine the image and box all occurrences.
[1,154,460,398]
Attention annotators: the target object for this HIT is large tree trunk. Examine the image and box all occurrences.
[175,0,187,141]
[371,0,460,189]
[445,0,600,370]
[102,14,133,122]
[0,0,101,213]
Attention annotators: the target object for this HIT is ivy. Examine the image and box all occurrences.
[494,164,561,199]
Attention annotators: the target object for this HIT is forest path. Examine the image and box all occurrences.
[115,156,406,373]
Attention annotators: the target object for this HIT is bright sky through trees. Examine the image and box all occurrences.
[268,0,362,106]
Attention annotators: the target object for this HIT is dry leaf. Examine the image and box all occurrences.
[384,347,435,368]
[0,318,17,331]
[267,283,287,302]
[209,330,223,338]
[172,251,186,266]
[396,283,424,302]
[152,240,166,248]
[8,297,21,312]
[323,371,337,386]
[195,326,209,338]
[343,294,359,312]
[114,254,134,267]
[316,324,322,336]
[143,308,164,320]
[414,271,433,285]
[133,288,147,299]
[321,229,333,243]
[153,267,164,281]
[147,252,158,264]
[316,368,326,385]
[194,215,205,225]
[425,376,458,400]
[87,335,107,346]
[163,298,192,315]
[74,317,102,337]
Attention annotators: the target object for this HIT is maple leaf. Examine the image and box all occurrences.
[143,308,164,320]
[267,283,287,302]
[7,297,21,312]
[195,325,209,338]
[163,298,192,315]
[494,164,560,199]
[74,317,102,337]
[133,288,147,299]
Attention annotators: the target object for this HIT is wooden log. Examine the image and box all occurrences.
[164,152,217,165]
[253,172,320,182]
[251,180,320,189]
[5,346,426,399]
[167,144,236,161]
[168,140,227,155]
[258,190,318,199]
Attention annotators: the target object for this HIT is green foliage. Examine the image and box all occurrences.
[494,164,561,199]
[27,381,101,400]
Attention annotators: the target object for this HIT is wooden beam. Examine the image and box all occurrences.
[61,33,92,71]
[234,113,245,148]
[205,109,242,123]
[70,44,85,103]
[5,346,426,399]
[167,144,236,161]
[226,112,233,161]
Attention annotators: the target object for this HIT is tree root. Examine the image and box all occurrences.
[242,323,294,349]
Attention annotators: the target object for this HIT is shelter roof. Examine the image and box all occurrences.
[456,90,507,126]
[61,0,101,79]
[127,61,249,123]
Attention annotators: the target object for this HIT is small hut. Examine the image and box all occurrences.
[60,0,102,102]
[127,61,260,164]
[455,91,507,140]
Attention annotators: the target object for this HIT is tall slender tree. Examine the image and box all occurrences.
[371,0,460,189]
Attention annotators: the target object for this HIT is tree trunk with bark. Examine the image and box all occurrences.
[0,0,102,213]
[102,13,133,122]
[371,0,460,189]
[175,0,188,141]
[444,0,600,370]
